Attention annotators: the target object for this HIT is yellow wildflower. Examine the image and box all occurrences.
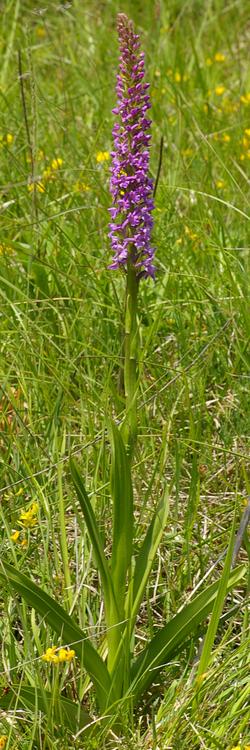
[36,26,46,38]
[73,181,90,193]
[215,85,225,96]
[42,646,58,663]
[242,136,250,149]
[96,151,110,163]
[57,648,75,662]
[16,487,24,496]
[21,538,28,546]
[51,157,63,170]
[18,502,38,529]
[240,93,250,105]
[10,530,20,542]
[214,52,225,62]
[42,646,75,664]
[181,147,193,158]
[28,182,45,193]
[0,243,13,255]
[184,225,198,242]
[6,133,13,144]
[43,167,52,180]
[244,128,250,137]
[174,71,181,83]
[0,737,7,750]
[206,57,213,66]
[222,133,231,142]
[216,179,225,189]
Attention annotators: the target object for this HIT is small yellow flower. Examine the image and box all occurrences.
[184,225,198,242]
[57,648,75,662]
[244,128,250,137]
[36,26,46,38]
[0,737,7,750]
[28,182,45,193]
[6,133,14,144]
[51,157,63,170]
[96,151,110,163]
[174,71,181,83]
[222,133,231,142]
[216,179,225,189]
[21,538,28,546]
[240,93,250,105]
[242,136,249,149]
[0,243,13,255]
[10,530,20,542]
[181,147,193,158]
[16,487,24,496]
[206,57,213,66]
[42,646,58,663]
[214,52,225,62]
[42,646,75,664]
[215,85,225,96]
[43,167,52,180]
[73,181,90,193]
[19,502,38,529]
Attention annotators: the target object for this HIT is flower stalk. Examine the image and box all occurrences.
[109,13,155,453]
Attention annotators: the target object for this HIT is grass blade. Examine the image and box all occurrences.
[196,510,237,680]
[0,560,112,712]
[129,565,246,703]
[0,685,92,733]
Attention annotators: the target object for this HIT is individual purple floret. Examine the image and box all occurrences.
[109,14,155,279]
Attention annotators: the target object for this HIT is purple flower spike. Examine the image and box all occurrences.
[109,14,155,279]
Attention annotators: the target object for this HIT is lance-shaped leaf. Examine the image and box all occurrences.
[0,560,113,712]
[70,458,119,621]
[196,510,236,679]
[129,565,246,703]
[107,420,133,678]
[70,456,123,696]
[127,484,169,627]
[0,685,91,734]
[109,420,133,606]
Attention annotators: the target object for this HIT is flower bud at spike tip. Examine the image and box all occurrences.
[109,14,155,279]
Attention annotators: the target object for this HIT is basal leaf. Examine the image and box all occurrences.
[0,685,91,734]
[0,560,113,712]
[129,565,246,703]
[128,484,169,626]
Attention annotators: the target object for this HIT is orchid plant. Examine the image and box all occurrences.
[0,13,246,741]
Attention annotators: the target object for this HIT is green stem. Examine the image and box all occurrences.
[123,261,139,456]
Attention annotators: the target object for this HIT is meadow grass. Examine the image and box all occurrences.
[0,0,249,748]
